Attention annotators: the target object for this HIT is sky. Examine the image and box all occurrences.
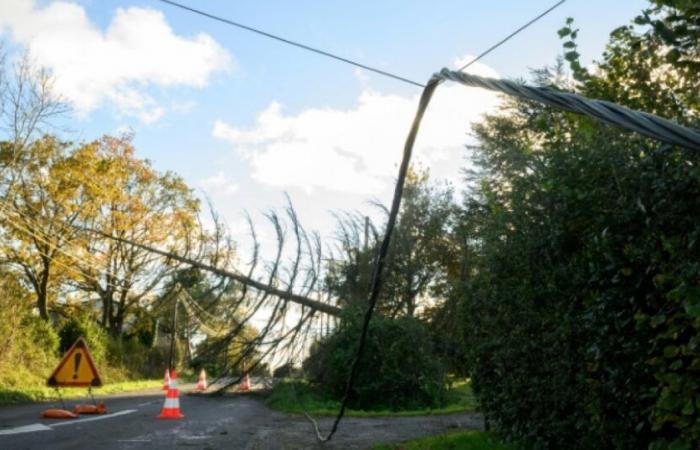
[0,0,649,254]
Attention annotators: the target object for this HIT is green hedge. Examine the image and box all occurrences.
[305,313,448,410]
[462,121,700,448]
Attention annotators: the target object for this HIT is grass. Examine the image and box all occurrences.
[373,431,513,450]
[265,378,478,417]
[0,378,162,405]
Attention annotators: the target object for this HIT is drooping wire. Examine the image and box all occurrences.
[155,0,425,88]
[155,0,567,87]
[456,0,567,72]
[437,69,700,151]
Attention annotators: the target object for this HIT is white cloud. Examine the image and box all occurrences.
[212,57,501,194]
[200,172,239,196]
[0,0,232,122]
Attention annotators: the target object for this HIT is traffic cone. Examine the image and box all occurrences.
[162,368,171,391]
[157,370,184,419]
[239,373,251,392]
[196,369,207,391]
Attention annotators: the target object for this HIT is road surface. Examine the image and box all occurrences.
[0,385,483,449]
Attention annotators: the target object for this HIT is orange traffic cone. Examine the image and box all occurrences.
[196,369,207,391]
[162,368,171,391]
[157,370,184,419]
[239,373,251,392]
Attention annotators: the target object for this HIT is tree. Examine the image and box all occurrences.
[71,135,200,336]
[0,48,68,181]
[0,136,102,319]
[456,4,700,448]
[326,168,456,318]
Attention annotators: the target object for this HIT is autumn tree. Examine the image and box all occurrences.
[0,136,102,319]
[71,136,200,336]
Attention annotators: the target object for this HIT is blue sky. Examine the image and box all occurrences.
[0,0,648,248]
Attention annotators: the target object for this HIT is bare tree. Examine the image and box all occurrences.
[0,50,68,150]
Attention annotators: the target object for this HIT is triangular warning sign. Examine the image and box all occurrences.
[47,337,102,388]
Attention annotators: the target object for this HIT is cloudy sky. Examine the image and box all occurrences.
[0,0,647,249]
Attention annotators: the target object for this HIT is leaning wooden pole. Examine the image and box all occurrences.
[86,229,342,317]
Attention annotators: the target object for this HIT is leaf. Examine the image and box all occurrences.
[664,345,678,358]
[558,27,571,38]
[564,51,581,62]
[668,439,691,450]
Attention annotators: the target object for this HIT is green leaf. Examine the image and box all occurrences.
[558,27,571,38]
[668,439,691,450]
[663,345,678,358]
[565,51,581,62]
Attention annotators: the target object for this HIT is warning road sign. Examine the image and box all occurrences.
[47,337,102,387]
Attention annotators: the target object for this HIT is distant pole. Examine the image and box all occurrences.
[363,216,370,252]
[168,293,179,372]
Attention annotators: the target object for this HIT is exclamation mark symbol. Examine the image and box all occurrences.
[73,352,82,379]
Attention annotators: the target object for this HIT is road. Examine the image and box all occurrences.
[0,384,483,449]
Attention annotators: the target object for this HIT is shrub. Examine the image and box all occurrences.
[462,106,700,447]
[0,275,58,388]
[273,363,299,379]
[306,313,447,410]
[58,313,108,366]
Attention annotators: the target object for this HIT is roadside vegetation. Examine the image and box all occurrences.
[0,379,161,405]
[373,431,513,450]
[266,378,476,417]
[0,1,698,448]
[0,48,255,403]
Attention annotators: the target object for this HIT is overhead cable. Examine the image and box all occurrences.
[155,0,424,87]
[156,0,567,87]
[457,0,567,72]
[437,69,700,151]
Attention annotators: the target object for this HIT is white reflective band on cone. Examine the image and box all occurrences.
[163,398,180,408]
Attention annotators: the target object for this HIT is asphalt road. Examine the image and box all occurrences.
[0,385,483,449]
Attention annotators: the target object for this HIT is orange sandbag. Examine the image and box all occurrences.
[73,402,107,414]
[41,408,78,419]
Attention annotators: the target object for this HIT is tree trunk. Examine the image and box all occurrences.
[37,259,51,320]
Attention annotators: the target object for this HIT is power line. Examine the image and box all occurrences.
[155,0,424,88]
[438,68,700,150]
[457,0,568,72]
[155,0,567,88]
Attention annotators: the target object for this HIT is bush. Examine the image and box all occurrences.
[58,313,108,366]
[306,313,447,410]
[462,110,700,447]
[0,275,59,389]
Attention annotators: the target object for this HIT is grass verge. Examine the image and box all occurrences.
[0,379,162,405]
[373,431,512,450]
[266,378,478,417]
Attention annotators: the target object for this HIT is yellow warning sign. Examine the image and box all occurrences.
[47,337,102,388]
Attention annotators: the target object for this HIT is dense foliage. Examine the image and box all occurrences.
[457,3,700,449]
[305,312,447,410]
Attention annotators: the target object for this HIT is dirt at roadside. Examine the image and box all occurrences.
[232,395,484,450]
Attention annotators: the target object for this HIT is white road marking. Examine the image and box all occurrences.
[0,423,53,436]
[137,400,156,406]
[51,409,137,427]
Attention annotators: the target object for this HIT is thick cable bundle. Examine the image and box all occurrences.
[437,69,700,151]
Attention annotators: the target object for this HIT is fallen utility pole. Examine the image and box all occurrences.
[86,229,342,317]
